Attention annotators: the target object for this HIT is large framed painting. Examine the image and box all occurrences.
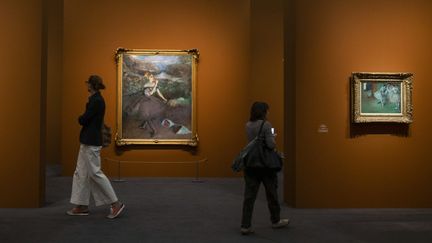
[351,72,413,123]
[115,48,199,146]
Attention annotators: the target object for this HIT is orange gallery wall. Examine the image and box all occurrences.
[290,0,432,207]
[0,0,43,207]
[46,0,63,165]
[62,0,252,177]
[250,0,284,152]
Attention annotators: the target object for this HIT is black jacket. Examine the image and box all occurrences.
[79,91,105,146]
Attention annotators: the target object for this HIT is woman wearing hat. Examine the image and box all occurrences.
[67,75,125,219]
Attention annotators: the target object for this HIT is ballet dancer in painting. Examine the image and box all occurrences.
[125,72,169,137]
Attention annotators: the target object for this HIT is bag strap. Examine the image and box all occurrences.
[257,120,265,138]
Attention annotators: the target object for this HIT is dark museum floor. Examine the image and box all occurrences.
[1,167,432,243]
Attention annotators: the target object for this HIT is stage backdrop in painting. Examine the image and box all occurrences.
[115,49,199,146]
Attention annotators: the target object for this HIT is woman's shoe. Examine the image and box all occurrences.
[272,218,290,228]
[66,207,89,216]
[240,227,254,235]
[107,203,125,219]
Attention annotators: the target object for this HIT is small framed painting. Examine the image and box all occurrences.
[351,72,413,123]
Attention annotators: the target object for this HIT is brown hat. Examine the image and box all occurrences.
[86,75,106,90]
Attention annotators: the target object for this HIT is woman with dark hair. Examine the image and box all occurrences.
[67,75,125,219]
[240,101,289,235]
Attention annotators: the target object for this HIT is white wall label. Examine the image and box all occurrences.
[318,124,328,133]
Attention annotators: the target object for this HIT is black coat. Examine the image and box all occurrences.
[79,91,105,146]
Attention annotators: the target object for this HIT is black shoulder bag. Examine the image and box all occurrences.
[231,121,266,172]
[101,123,112,148]
[231,121,284,172]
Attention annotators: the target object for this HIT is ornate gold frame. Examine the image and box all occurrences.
[351,72,413,123]
[115,48,199,146]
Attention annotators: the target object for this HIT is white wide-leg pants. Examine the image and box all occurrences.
[70,144,118,206]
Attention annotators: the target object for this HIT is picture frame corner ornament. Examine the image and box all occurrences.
[116,47,127,53]
[187,48,200,60]
[114,48,127,63]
